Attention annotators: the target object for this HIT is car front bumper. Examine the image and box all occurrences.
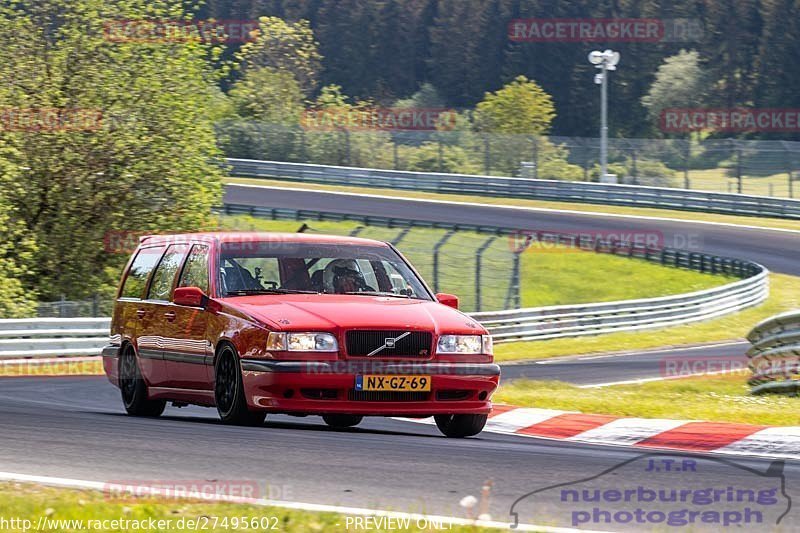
[240,359,501,416]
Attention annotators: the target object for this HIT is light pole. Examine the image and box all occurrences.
[588,49,620,181]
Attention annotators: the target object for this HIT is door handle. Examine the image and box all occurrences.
[136,309,146,319]
[164,311,177,322]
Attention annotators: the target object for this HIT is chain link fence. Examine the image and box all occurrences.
[217,121,800,198]
[36,296,112,318]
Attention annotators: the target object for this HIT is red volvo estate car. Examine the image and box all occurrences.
[102,232,500,437]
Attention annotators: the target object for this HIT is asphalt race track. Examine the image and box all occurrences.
[499,341,750,386]
[224,184,800,276]
[3,185,797,529]
[1,377,797,530]
[223,183,798,386]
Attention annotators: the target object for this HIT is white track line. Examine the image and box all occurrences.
[530,340,748,365]
[0,471,607,533]
[578,368,748,388]
[229,183,800,235]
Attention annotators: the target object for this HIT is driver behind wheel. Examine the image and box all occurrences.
[323,259,368,294]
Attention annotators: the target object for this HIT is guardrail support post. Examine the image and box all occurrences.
[432,230,456,293]
[475,236,497,312]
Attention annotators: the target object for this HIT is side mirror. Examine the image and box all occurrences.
[173,286,207,308]
[436,293,459,310]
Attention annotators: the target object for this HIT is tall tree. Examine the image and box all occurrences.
[0,0,224,300]
[236,16,323,95]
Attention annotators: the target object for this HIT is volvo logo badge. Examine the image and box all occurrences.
[367,332,411,357]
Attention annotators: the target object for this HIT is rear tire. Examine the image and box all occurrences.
[119,345,166,417]
[434,414,487,438]
[215,346,266,426]
[322,414,363,428]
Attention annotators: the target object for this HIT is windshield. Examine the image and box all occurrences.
[218,241,431,300]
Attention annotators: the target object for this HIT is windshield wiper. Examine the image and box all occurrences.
[225,288,320,296]
[342,291,415,299]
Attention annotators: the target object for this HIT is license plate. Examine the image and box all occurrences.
[355,375,431,392]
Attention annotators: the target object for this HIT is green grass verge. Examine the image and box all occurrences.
[216,214,734,312]
[0,482,492,532]
[225,177,800,232]
[687,168,793,198]
[494,273,800,362]
[493,374,799,426]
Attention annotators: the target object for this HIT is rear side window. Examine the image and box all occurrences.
[120,246,166,299]
[178,245,210,294]
[147,244,188,301]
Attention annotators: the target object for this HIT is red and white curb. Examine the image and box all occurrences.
[401,405,800,460]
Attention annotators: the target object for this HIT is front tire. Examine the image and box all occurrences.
[118,345,166,417]
[215,346,266,426]
[322,414,363,428]
[434,414,487,438]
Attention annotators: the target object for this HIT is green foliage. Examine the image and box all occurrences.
[393,83,446,109]
[236,16,322,95]
[474,76,556,135]
[589,159,678,187]
[0,150,36,317]
[398,143,480,174]
[229,67,304,123]
[0,0,224,302]
[642,50,709,128]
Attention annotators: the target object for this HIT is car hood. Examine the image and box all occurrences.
[220,294,486,335]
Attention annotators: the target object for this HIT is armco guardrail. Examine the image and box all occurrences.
[4,207,771,356]
[746,311,800,395]
[0,318,110,359]
[475,270,768,342]
[4,271,767,357]
[227,159,800,220]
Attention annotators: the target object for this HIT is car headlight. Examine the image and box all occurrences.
[437,334,491,355]
[267,332,339,352]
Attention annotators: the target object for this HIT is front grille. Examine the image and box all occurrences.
[348,390,430,402]
[346,330,432,357]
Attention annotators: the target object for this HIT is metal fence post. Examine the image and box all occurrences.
[684,137,691,189]
[432,231,456,293]
[531,136,539,179]
[475,236,496,312]
[736,142,743,194]
[784,141,795,199]
[438,140,444,173]
[391,227,412,246]
[344,129,351,166]
[504,250,522,309]
[483,134,491,175]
